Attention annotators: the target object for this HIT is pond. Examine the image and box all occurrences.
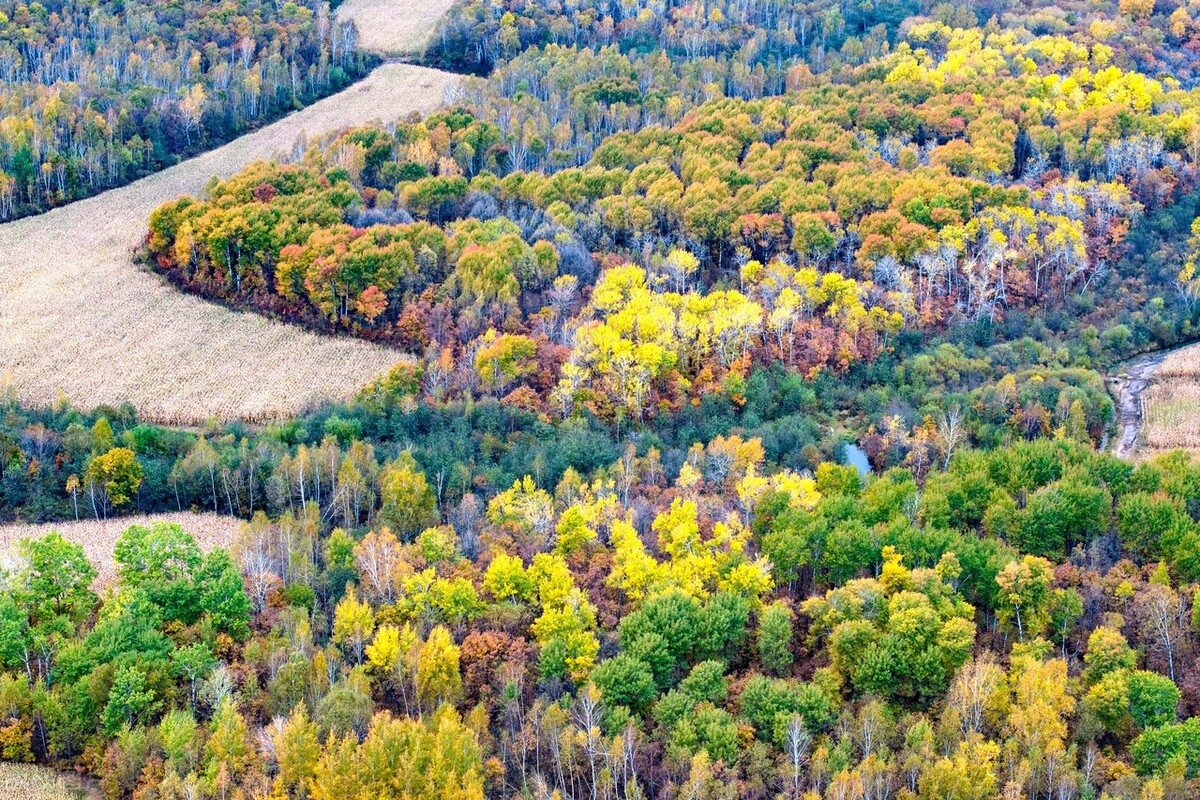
[842,442,871,480]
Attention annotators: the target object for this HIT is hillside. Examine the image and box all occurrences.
[5,1,1200,800]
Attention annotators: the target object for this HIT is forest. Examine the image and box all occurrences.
[7,0,1200,799]
[0,0,368,219]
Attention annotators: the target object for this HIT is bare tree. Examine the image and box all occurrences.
[1137,581,1189,681]
[785,713,812,798]
[947,655,1004,737]
[936,405,965,469]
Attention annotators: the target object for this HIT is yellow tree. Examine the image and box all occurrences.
[272,704,319,799]
[333,587,375,665]
[417,625,462,711]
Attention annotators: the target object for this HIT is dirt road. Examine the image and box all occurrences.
[1111,349,1170,459]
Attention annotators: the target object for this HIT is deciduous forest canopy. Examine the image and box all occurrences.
[7,0,1200,799]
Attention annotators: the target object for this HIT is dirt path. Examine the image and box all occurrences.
[1111,349,1170,459]
[0,3,460,423]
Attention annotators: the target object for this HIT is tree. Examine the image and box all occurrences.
[198,549,252,642]
[529,554,600,682]
[102,665,159,734]
[757,601,794,676]
[946,656,1005,737]
[173,643,216,712]
[85,447,143,519]
[1047,588,1083,655]
[994,556,1054,641]
[555,506,596,556]
[308,708,483,800]
[592,655,656,711]
[379,453,437,539]
[17,532,96,624]
[1131,717,1200,777]
[417,626,462,711]
[473,330,537,394]
[159,709,199,773]
[1136,573,1188,682]
[114,522,202,623]
[333,587,375,665]
[801,547,975,704]
[483,553,533,602]
[1128,670,1181,730]
[918,738,1000,800]
[1084,626,1136,685]
[272,704,320,799]
[91,418,115,454]
[206,699,251,785]
[619,590,700,685]
[354,529,408,605]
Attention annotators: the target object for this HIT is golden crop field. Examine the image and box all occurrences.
[0,0,459,424]
[0,763,97,800]
[1137,342,1200,457]
[0,512,242,587]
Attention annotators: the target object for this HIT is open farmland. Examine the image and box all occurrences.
[339,0,457,57]
[0,2,458,424]
[1138,341,1200,457]
[0,512,242,588]
[0,764,97,800]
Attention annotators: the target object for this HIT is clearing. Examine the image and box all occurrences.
[339,0,457,57]
[0,2,459,424]
[0,512,243,587]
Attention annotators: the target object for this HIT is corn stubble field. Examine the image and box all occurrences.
[0,2,458,424]
[339,0,457,56]
[0,512,242,587]
[0,762,97,799]
[1139,342,1200,456]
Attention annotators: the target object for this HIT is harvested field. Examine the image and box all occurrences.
[0,0,461,424]
[0,512,242,587]
[339,0,457,56]
[1132,341,1200,457]
[0,764,97,800]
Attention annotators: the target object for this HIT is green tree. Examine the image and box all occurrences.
[1128,670,1181,730]
[17,532,96,624]
[172,643,215,711]
[592,654,657,711]
[197,549,252,642]
[757,601,795,676]
[379,452,437,538]
[114,522,202,623]
[1132,717,1200,777]
[102,665,159,733]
